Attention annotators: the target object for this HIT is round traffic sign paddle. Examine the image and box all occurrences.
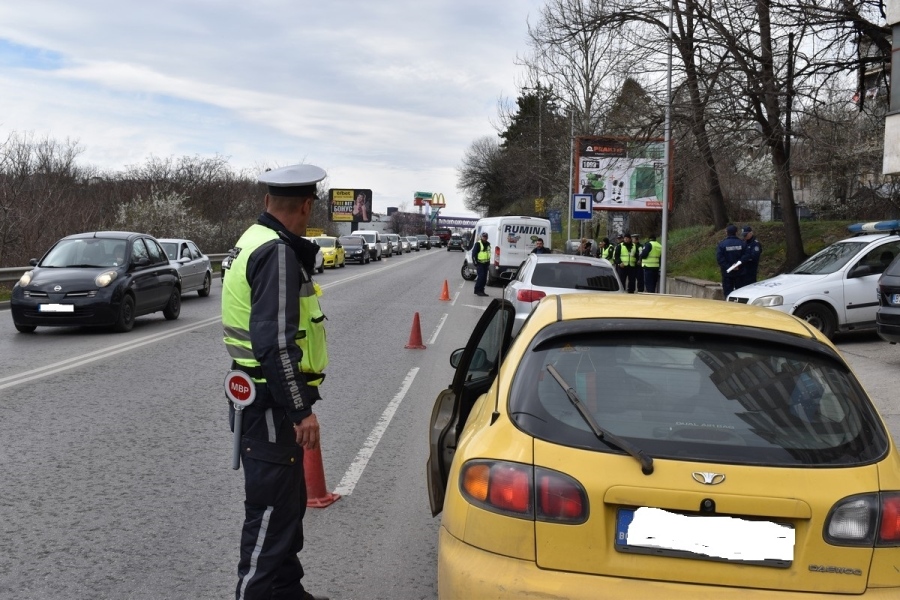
[225,370,257,469]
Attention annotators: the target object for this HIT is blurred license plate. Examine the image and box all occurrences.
[892,294,900,305]
[615,507,793,567]
[38,304,74,313]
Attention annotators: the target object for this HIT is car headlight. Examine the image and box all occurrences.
[18,270,33,287]
[750,295,783,307]
[95,270,118,288]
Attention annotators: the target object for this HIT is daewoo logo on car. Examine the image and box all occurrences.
[808,565,863,576]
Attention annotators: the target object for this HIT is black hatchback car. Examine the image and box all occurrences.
[10,231,182,333]
[447,235,464,251]
[339,235,370,264]
[877,253,900,343]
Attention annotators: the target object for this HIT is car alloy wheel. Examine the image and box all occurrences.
[198,272,211,297]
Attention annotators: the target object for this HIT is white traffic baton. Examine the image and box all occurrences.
[225,370,257,470]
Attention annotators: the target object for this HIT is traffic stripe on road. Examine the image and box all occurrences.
[333,367,419,497]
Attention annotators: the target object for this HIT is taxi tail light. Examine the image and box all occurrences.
[460,461,587,523]
[825,492,900,546]
[536,467,588,523]
[517,289,546,303]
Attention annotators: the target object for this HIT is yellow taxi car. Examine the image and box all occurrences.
[427,295,900,598]
[310,235,345,269]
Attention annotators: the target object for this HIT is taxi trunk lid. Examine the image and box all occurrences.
[533,441,876,594]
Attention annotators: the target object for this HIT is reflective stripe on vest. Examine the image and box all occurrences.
[643,240,662,268]
[222,224,328,385]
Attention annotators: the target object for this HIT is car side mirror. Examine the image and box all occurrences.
[135,257,151,267]
[449,348,465,369]
[849,264,873,278]
[500,270,517,281]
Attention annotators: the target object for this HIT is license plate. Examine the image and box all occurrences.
[615,507,793,567]
[892,294,900,306]
[38,304,74,313]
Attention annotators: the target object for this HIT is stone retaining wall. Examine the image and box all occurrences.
[664,276,724,300]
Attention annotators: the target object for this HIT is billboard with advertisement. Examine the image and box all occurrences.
[330,188,372,223]
[574,136,671,212]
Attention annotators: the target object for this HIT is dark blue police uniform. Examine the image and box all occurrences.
[716,225,746,297]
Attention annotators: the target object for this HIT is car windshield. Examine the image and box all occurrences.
[531,261,619,291]
[41,238,128,268]
[315,238,335,248]
[339,237,362,245]
[792,241,868,274]
[508,328,888,466]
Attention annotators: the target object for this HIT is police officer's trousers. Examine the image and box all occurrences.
[233,400,309,600]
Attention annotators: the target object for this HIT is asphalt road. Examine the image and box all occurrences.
[0,247,897,600]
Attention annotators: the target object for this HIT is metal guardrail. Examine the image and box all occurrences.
[0,254,230,284]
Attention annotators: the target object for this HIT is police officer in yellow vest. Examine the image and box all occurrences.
[222,164,330,600]
[639,233,663,293]
[614,232,639,293]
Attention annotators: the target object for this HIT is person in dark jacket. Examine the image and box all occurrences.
[614,232,640,293]
[472,232,491,296]
[221,164,330,600]
[716,224,746,298]
[738,226,763,287]
[531,237,552,254]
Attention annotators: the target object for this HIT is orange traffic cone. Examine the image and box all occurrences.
[405,312,426,349]
[304,446,340,508]
[439,279,451,301]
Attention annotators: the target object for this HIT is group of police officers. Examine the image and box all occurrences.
[576,232,663,294]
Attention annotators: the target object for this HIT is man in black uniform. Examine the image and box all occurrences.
[222,164,330,600]
[716,224,746,298]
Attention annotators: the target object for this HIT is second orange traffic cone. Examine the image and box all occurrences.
[439,279,451,301]
[405,312,426,349]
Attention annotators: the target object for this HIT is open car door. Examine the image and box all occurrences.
[427,299,516,516]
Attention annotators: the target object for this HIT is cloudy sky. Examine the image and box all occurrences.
[0,1,546,218]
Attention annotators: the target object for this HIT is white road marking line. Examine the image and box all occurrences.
[0,316,221,390]
[427,314,448,345]
[333,367,419,497]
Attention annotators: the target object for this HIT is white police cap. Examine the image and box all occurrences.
[258,164,326,197]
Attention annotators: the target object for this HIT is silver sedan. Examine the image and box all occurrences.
[157,238,213,297]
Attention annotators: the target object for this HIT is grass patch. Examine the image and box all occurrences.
[666,220,855,282]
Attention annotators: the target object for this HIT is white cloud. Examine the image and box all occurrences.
[0,0,544,217]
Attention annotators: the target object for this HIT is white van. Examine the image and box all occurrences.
[463,216,552,286]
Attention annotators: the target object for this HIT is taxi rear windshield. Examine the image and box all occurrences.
[509,331,888,466]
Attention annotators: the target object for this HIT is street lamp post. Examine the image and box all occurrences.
[660,0,674,294]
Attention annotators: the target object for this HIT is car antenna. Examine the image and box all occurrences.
[490,303,507,426]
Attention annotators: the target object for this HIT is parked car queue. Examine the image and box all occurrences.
[9,229,462,334]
